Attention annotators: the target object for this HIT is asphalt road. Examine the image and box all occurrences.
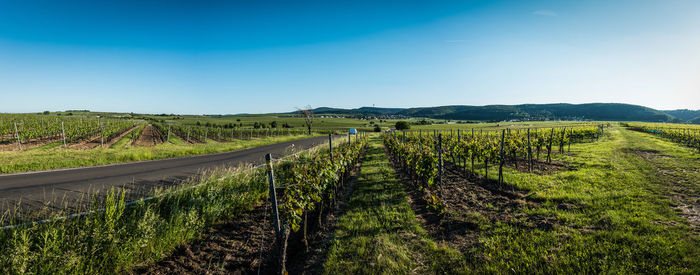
[0,136,332,213]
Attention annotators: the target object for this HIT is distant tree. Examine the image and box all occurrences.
[270,121,278,128]
[395,121,410,130]
[42,111,50,115]
[369,121,374,124]
[373,124,381,132]
[282,122,292,128]
[236,118,241,122]
[253,122,261,129]
[205,122,212,127]
[196,121,201,126]
[298,105,314,135]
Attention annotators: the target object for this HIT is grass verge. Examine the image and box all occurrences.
[0,166,268,273]
[448,126,699,273]
[0,134,318,174]
[323,138,467,274]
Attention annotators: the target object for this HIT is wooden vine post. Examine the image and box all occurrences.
[498,129,505,184]
[99,124,104,147]
[61,121,67,148]
[328,134,334,165]
[437,133,443,189]
[547,128,554,163]
[264,153,286,274]
[527,128,532,172]
[14,122,22,150]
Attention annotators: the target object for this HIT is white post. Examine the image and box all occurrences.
[61,121,67,147]
[14,122,22,150]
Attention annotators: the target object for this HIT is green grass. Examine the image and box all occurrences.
[0,166,268,273]
[0,134,317,174]
[448,126,699,273]
[324,138,468,274]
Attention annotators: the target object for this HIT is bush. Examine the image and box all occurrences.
[373,124,381,132]
[395,121,410,130]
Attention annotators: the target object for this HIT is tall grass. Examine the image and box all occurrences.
[0,165,268,273]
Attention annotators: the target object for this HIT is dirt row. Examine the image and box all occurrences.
[132,125,166,147]
[0,133,64,151]
[0,125,145,151]
[0,124,174,151]
[387,151,571,256]
[139,149,367,274]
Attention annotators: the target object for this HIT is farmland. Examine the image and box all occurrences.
[4,1,699,273]
[0,115,698,273]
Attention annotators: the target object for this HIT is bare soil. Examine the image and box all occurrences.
[104,125,140,148]
[135,204,277,275]
[0,133,63,151]
[388,152,561,254]
[139,148,366,274]
[67,126,138,150]
[133,125,166,147]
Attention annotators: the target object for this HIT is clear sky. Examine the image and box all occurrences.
[1,0,698,114]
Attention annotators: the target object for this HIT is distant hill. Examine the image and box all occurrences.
[310,107,406,116]
[299,103,685,122]
[662,109,700,123]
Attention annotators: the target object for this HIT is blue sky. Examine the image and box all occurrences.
[1,0,698,114]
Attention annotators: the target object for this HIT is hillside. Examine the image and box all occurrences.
[662,109,700,123]
[305,103,680,122]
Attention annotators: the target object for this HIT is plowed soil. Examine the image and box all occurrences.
[133,125,166,146]
[388,153,561,254]
[68,126,138,150]
[136,204,278,275]
[0,134,63,151]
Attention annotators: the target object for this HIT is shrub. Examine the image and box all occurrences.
[395,121,410,130]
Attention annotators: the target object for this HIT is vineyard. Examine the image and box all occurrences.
[623,122,700,151]
[0,133,368,274]
[0,113,324,152]
[0,114,138,150]
[383,125,605,212]
[150,122,312,144]
[0,121,698,273]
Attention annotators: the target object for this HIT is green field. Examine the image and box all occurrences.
[1,115,698,273]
